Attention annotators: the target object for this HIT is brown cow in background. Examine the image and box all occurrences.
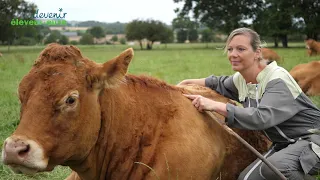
[261,48,281,62]
[290,61,320,96]
[1,44,270,180]
[305,39,320,56]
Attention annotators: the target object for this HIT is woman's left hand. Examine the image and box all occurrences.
[183,94,216,112]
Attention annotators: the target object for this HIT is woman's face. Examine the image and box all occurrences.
[227,34,260,72]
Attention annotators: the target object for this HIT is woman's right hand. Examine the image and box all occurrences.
[177,78,206,86]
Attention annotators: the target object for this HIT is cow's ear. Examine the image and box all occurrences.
[86,48,134,89]
[101,48,134,86]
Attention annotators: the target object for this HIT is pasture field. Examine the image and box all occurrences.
[0,43,319,179]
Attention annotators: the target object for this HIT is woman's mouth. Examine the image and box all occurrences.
[231,61,241,65]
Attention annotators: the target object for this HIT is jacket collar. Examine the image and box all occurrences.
[256,61,278,83]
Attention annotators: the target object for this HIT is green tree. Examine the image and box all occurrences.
[87,26,105,39]
[59,35,69,45]
[0,0,37,50]
[173,0,263,33]
[172,16,199,43]
[78,21,127,34]
[159,28,174,48]
[15,25,45,45]
[253,0,296,47]
[177,29,188,43]
[126,20,147,50]
[144,20,170,49]
[70,40,78,45]
[172,16,197,30]
[292,1,320,40]
[126,19,173,50]
[111,35,118,43]
[119,37,126,45]
[105,29,114,34]
[35,26,50,44]
[14,37,36,45]
[76,30,85,36]
[44,30,61,44]
[201,28,213,48]
[188,29,198,42]
[80,33,94,45]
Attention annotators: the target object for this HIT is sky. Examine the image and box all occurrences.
[26,0,184,25]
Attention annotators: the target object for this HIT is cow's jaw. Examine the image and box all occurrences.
[1,136,49,174]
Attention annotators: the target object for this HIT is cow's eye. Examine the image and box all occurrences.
[65,96,76,105]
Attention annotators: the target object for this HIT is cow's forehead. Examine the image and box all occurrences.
[19,63,85,101]
[306,39,314,44]
[34,43,84,67]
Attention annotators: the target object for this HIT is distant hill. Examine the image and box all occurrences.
[71,21,127,34]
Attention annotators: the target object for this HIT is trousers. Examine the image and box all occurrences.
[238,139,320,180]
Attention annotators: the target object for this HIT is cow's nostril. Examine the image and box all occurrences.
[18,144,30,157]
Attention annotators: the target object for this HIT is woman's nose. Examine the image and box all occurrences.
[228,50,238,57]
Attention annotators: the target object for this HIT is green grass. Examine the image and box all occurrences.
[0,43,319,179]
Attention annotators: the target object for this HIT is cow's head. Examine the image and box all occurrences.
[1,43,134,174]
[305,39,315,49]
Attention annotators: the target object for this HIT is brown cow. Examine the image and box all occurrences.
[290,61,320,96]
[1,43,270,180]
[305,39,320,56]
[261,47,281,62]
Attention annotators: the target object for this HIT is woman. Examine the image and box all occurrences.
[179,28,320,180]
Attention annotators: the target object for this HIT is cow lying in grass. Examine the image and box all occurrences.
[2,44,270,180]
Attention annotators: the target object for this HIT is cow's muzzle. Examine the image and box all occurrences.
[1,135,48,174]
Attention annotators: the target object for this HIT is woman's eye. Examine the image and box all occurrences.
[238,48,245,51]
[227,48,232,52]
[65,96,76,105]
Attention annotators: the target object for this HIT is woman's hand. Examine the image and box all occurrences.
[183,94,215,112]
[183,94,227,117]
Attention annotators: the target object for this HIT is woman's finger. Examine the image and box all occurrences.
[195,100,200,108]
[192,96,199,105]
[183,94,200,100]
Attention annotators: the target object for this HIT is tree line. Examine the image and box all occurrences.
[126,19,173,50]
[173,0,320,47]
[0,0,319,49]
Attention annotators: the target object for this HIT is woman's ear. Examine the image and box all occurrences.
[255,47,262,60]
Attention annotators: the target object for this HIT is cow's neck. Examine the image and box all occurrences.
[70,81,179,179]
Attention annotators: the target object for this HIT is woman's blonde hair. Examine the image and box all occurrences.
[224,28,262,53]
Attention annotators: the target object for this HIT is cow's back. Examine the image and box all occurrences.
[262,48,281,62]
[97,77,230,180]
[290,61,320,96]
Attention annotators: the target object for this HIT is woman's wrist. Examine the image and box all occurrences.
[212,101,227,117]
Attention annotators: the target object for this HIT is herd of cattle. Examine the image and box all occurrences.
[0,39,319,180]
[262,39,320,96]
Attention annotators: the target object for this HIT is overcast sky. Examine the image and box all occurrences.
[26,0,184,25]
